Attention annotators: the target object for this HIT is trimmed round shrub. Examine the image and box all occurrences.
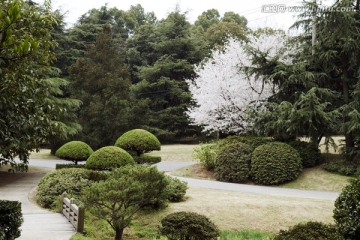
[273,221,341,240]
[215,142,253,183]
[55,141,93,164]
[36,168,92,209]
[251,142,302,185]
[160,211,220,240]
[133,155,161,164]
[165,176,188,202]
[288,141,321,168]
[115,129,161,156]
[333,178,360,239]
[86,146,135,170]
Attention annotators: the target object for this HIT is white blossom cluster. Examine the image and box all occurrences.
[187,32,292,133]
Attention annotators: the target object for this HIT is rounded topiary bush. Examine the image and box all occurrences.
[36,168,92,209]
[333,178,360,239]
[85,146,135,170]
[214,142,253,183]
[160,211,219,240]
[288,140,321,168]
[273,221,341,240]
[55,141,93,164]
[115,129,160,156]
[251,142,302,185]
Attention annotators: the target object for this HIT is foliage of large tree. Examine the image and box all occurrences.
[0,0,69,166]
[130,11,208,141]
[69,25,132,149]
[187,31,290,134]
[82,165,168,240]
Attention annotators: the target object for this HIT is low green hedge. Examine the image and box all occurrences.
[273,221,340,240]
[0,200,23,240]
[55,141,93,164]
[55,164,86,170]
[86,146,135,171]
[134,155,161,164]
[160,211,220,240]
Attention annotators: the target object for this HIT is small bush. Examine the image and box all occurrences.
[115,129,161,156]
[55,164,86,170]
[251,142,302,185]
[85,146,135,170]
[334,178,360,239]
[215,142,253,183]
[55,141,93,164]
[134,155,161,164]
[288,141,321,168]
[0,200,23,240]
[193,144,217,170]
[160,211,220,240]
[165,176,188,202]
[273,221,340,240]
[36,168,92,209]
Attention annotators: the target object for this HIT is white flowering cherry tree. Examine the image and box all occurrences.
[186,31,292,133]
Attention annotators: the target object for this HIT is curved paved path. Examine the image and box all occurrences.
[153,161,340,201]
[0,163,75,240]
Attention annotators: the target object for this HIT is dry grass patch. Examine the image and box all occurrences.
[281,166,352,192]
[29,149,60,160]
[170,163,216,180]
[147,144,197,162]
[168,187,335,233]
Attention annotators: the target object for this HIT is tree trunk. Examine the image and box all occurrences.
[114,228,124,240]
[342,73,355,160]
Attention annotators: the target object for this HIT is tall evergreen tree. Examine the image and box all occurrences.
[69,25,131,149]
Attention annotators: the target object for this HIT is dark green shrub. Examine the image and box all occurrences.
[322,158,359,176]
[222,136,273,149]
[215,142,253,183]
[160,211,220,240]
[115,129,161,156]
[251,142,302,185]
[55,141,93,164]
[55,164,86,170]
[134,155,161,164]
[273,221,340,240]
[36,168,92,209]
[288,141,321,168]
[334,178,360,239]
[85,146,135,170]
[0,200,23,240]
[165,176,188,202]
[193,144,217,170]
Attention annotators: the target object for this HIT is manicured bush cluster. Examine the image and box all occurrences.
[36,168,92,209]
[160,211,220,240]
[215,142,253,183]
[288,140,321,168]
[165,176,188,202]
[133,155,161,164]
[0,200,23,240]
[273,221,340,240]
[251,142,302,185]
[193,143,217,170]
[334,178,360,239]
[55,141,93,164]
[85,146,135,170]
[322,158,359,176]
[115,129,161,156]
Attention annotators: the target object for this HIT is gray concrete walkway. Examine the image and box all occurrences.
[0,170,75,240]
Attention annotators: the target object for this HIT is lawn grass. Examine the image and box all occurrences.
[29,149,60,160]
[147,144,197,162]
[221,230,273,240]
